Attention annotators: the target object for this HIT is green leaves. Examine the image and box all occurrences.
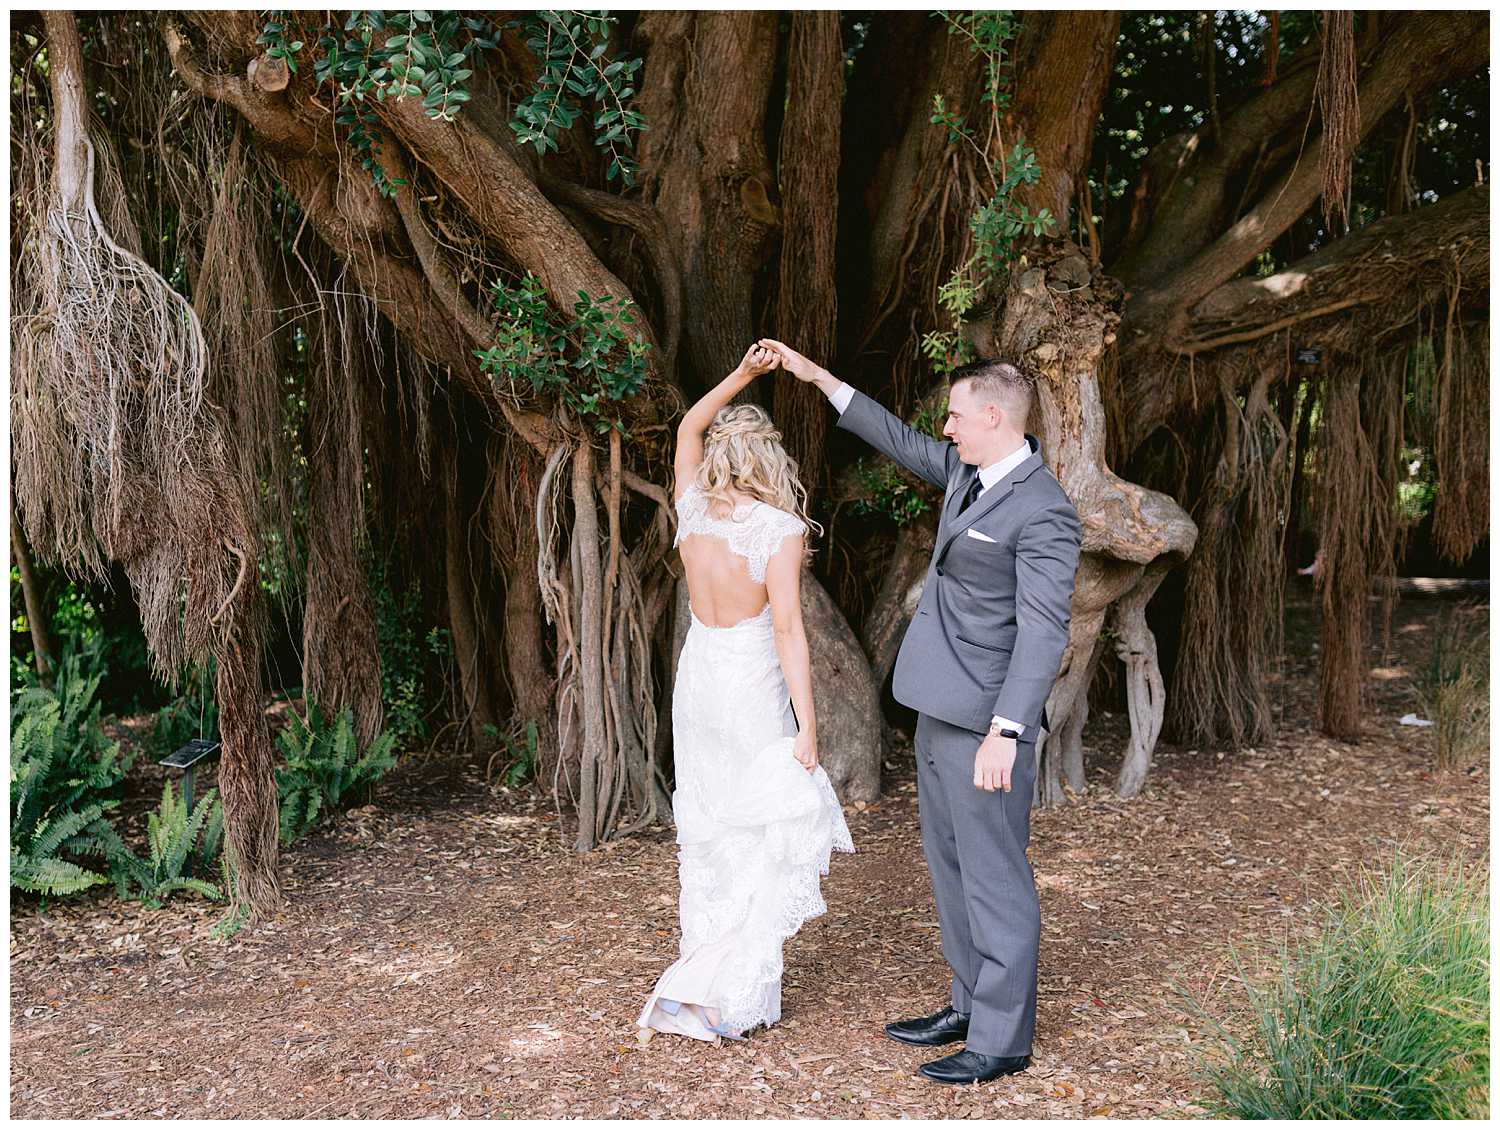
[289,10,503,195]
[850,454,937,527]
[920,14,1058,378]
[507,12,646,186]
[109,783,226,908]
[275,701,399,846]
[257,14,305,73]
[475,272,651,428]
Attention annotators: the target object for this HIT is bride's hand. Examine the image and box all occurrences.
[793,729,818,772]
[734,343,778,379]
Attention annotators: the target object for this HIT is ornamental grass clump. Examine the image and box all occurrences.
[1187,847,1489,1119]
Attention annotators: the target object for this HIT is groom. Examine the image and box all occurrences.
[762,339,1081,1085]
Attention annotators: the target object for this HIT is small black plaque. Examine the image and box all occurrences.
[160,738,222,769]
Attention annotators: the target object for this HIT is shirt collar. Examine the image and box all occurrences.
[977,435,1033,490]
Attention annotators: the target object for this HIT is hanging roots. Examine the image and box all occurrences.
[1432,305,1489,564]
[1315,10,1359,234]
[533,432,667,847]
[11,121,244,684]
[1169,365,1290,748]
[1315,368,1381,738]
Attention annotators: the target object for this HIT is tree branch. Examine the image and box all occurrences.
[1122,184,1489,454]
[1127,11,1488,337]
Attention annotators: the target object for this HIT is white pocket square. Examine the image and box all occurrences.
[964,528,997,543]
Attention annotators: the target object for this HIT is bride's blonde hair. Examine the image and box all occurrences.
[692,404,824,559]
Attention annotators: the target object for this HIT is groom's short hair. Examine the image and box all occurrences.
[949,359,1034,427]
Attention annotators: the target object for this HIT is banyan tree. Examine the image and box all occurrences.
[10,11,1488,922]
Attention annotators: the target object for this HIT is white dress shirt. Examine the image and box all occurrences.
[828,379,1031,738]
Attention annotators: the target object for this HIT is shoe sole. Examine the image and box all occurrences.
[883,1027,968,1048]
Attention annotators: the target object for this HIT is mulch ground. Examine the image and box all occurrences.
[9,586,1489,1118]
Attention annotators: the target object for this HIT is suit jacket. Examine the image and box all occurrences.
[836,388,1082,735]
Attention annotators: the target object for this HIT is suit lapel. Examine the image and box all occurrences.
[936,436,1043,561]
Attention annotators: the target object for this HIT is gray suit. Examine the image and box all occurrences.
[834,387,1081,1057]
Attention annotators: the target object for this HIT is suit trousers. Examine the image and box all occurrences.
[914,711,1039,1058]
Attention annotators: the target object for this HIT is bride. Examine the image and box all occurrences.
[637,343,854,1045]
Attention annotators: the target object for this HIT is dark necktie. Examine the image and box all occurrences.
[958,473,983,515]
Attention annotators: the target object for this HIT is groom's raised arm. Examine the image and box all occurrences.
[827,383,958,490]
[759,338,957,489]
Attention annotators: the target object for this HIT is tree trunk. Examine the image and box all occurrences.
[773,12,844,493]
[637,10,782,389]
[570,438,608,849]
[493,441,562,787]
[995,244,1197,803]
[11,499,60,683]
[445,445,500,745]
[1316,371,1373,738]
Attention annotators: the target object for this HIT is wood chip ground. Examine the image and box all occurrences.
[10,590,1488,1118]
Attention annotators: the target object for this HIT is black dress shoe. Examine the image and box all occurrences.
[919,1048,1031,1085]
[884,1006,969,1047]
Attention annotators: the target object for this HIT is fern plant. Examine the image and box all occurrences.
[276,702,398,845]
[10,728,126,897]
[10,669,134,899]
[110,782,224,908]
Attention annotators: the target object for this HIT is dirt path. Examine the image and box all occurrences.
[10,593,1488,1118]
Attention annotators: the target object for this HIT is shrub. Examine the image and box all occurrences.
[110,782,224,908]
[1187,847,1489,1119]
[10,640,135,899]
[484,718,539,788]
[10,711,127,897]
[1413,606,1488,771]
[276,702,398,845]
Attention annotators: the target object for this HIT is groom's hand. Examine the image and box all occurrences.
[758,338,830,388]
[974,734,1016,792]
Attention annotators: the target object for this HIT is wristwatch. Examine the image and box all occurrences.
[988,719,1022,740]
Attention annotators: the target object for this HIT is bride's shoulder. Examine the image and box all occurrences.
[755,498,809,534]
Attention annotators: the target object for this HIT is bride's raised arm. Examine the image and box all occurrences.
[673,343,779,495]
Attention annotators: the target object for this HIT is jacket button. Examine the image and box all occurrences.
[935,567,944,577]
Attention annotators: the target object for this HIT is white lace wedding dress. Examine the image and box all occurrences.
[637,482,855,1043]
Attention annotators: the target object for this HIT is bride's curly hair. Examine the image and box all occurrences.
[693,404,825,557]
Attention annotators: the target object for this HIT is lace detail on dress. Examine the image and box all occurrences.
[674,482,807,583]
[636,550,854,1042]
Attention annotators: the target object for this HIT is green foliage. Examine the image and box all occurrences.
[1186,848,1489,1118]
[474,272,651,430]
[9,670,134,899]
[10,724,125,899]
[484,718,539,788]
[850,401,948,525]
[288,10,500,196]
[11,636,135,809]
[365,548,451,746]
[256,13,305,73]
[850,457,936,527]
[276,702,398,845]
[507,11,646,185]
[921,14,1054,376]
[109,783,225,908]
